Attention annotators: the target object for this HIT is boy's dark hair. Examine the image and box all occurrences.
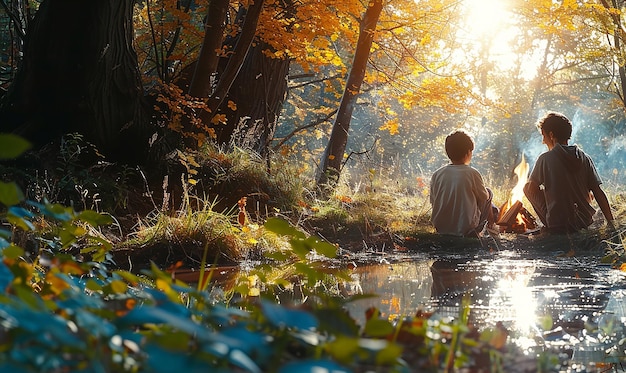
[445,130,474,162]
[537,112,572,142]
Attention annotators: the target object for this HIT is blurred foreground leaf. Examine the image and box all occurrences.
[0,134,30,159]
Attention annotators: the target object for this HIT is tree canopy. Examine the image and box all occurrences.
[1,0,625,184]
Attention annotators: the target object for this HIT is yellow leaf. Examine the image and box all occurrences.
[156,278,171,292]
[379,118,399,135]
[227,100,237,111]
[248,287,260,297]
[46,272,70,294]
[109,280,128,294]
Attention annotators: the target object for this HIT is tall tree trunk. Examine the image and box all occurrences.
[0,0,146,163]
[316,0,383,191]
[183,0,290,157]
[219,43,290,157]
[187,0,229,98]
[198,0,265,126]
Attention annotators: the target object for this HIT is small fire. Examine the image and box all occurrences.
[497,155,537,233]
[509,155,529,206]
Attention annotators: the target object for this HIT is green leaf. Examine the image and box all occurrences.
[6,215,34,231]
[265,251,291,261]
[325,336,360,364]
[375,343,403,365]
[152,330,191,351]
[278,360,350,373]
[0,134,30,159]
[305,236,337,258]
[27,201,73,221]
[108,280,128,294]
[293,262,321,285]
[118,306,212,340]
[0,229,11,240]
[364,317,395,337]
[113,270,144,285]
[264,217,305,239]
[0,262,14,292]
[0,182,24,206]
[289,239,311,259]
[77,210,113,227]
[2,245,24,260]
[314,308,360,337]
[7,206,34,219]
[85,279,103,291]
[261,300,318,330]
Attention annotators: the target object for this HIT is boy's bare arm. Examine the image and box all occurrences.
[591,185,615,228]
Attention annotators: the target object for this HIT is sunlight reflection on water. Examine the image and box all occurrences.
[340,249,626,371]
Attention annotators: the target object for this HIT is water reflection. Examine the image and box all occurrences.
[341,259,434,326]
[340,249,626,370]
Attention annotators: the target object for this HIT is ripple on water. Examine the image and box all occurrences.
[343,247,626,371]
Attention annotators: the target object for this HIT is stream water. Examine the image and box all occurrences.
[340,247,626,372]
[196,235,626,372]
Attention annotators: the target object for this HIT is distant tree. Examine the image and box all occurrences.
[596,0,626,108]
[182,0,324,156]
[317,0,383,190]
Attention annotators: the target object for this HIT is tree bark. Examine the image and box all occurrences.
[0,0,146,163]
[317,0,383,190]
[186,0,288,157]
[219,43,290,156]
[199,0,265,125]
[187,0,229,98]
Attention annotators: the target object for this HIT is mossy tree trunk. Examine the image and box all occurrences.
[0,0,146,163]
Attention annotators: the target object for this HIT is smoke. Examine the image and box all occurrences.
[466,107,626,191]
[518,109,626,188]
[519,132,544,168]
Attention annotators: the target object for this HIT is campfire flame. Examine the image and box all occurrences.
[497,155,537,233]
[509,155,529,205]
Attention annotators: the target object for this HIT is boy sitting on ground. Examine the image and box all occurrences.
[430,130,498,237]
[523,111,615,234]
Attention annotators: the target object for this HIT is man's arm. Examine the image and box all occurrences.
[523,180,547,226]
[523,180,541,197]
[591,184,615,228]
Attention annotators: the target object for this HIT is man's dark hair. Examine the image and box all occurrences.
[537,112,572,142]
[445,130,474,162]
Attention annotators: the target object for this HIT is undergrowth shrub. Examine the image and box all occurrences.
[0,132,139,215]
[185,143,305,218]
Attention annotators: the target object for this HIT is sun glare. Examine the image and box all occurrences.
[458,0,540,82]
[464,0,508,37]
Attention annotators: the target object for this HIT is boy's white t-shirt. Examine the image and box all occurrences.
[430,164,490,236]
